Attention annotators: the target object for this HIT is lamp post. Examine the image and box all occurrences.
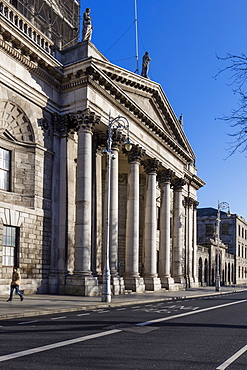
[215,200,231,291]
[102,115,132,302]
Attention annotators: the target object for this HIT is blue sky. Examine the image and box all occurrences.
[81,1,247,219]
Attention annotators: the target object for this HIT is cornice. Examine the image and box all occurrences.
[184,172,205,190]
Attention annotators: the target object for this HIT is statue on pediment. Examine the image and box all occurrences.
[141,52,151,78]
[82,8,93,41]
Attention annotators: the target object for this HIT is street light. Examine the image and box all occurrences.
[102,115,132,302]
[215,200,231,291]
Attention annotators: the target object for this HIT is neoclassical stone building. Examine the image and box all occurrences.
[197,208,247,286]
[0,1,204,295]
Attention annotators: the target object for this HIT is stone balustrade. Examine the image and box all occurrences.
[0,0,54,55]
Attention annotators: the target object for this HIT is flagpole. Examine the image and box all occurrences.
[134,0,139,73]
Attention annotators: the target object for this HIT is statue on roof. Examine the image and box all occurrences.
[82,8,93,42]
[141,52,151,78]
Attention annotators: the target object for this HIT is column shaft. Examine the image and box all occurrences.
[110,147,119,276]
[125,160,140,276]
[142,158,161,291]
[172,178,185,285]
[124,145,145,292]
[193,203,198,283]
[74,127,93,274]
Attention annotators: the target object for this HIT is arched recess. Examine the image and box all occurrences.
[198,257,203,284]
[204,258,208,284]
[0,101,35,143]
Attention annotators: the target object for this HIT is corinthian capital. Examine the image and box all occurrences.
[123,144,145,163]
[172,177,186,191]
[183,196,194,208]
[68,108,101,133]
[157,168,175,185]
[141,158,161,174]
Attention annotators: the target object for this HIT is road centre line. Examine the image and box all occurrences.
[0,298,246,363]
[136,298,247,326]
[216,344,247,369]
[0,329,121,363]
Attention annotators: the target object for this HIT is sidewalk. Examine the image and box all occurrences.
[0,286,246,320]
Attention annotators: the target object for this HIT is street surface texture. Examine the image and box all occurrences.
[0,291,246,369]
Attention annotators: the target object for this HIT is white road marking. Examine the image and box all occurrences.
[216,344,247,369]
[136,298,247,326]
[0,298,246,364]
[77,313,90,317]
[51,316,66,320]
[116,308,126,311]
[18,320,38,325]
[98,310,109,313]
[0,329,121,362]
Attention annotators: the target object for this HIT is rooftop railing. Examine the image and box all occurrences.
[0,0,54,56]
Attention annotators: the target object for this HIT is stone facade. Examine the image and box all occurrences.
[197,208,247,286]
[0,1,205,296]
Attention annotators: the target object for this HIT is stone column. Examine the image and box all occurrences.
[142,158,161,291]
[172,178,186,286]
[124,145,145,292]
[193,201,199,285]
[157,169,175,289]
[109,130,125,295]
[49,114,70,293]
[65,109,100,296]
[92,133,104,279]
[184,197,194,287]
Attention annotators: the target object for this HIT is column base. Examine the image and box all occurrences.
[64,274,100,296]
[112,276,125,295]
[173,276,186,289]
[144,276,161,291]
[160,276,175,289]
[124,276,145,293]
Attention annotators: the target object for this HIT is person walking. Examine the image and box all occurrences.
[7,267,24,302]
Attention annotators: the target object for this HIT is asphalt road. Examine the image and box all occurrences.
[0,291,246,369]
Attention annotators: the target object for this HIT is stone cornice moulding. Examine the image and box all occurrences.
[184,172,205,190]
[0,37,62,88]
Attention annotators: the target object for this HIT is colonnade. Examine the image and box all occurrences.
[64,112,199,295]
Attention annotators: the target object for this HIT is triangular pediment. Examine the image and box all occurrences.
[85,60,195,160]
[123,89,174,136]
